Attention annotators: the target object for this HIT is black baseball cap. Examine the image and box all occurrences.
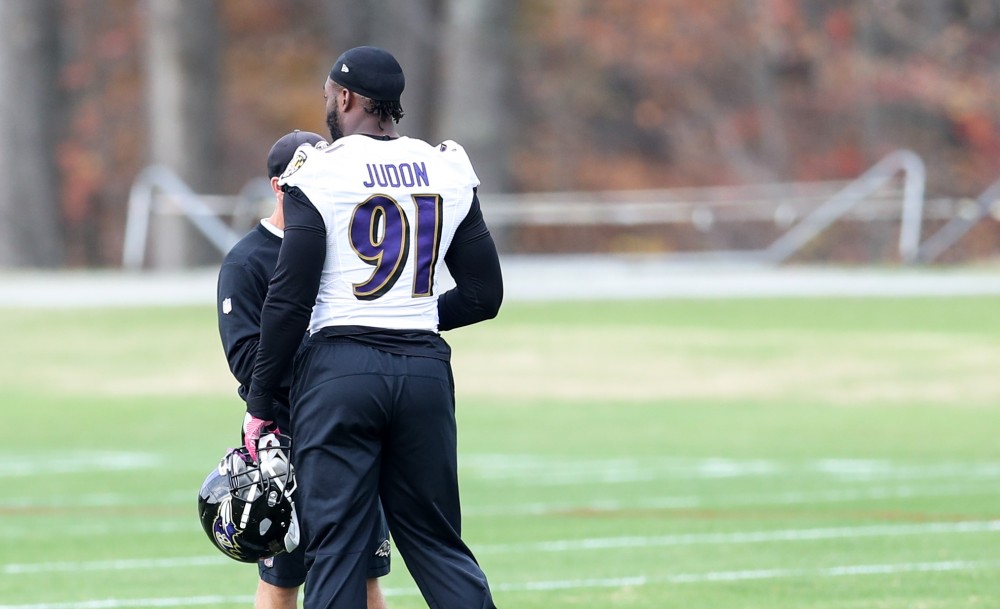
[266,130,325,178]
[328,46,405,103]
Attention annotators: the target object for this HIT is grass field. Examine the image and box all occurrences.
[3,295,1000,608]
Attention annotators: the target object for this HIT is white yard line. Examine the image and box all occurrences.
[0,596,256,609]
[463,480,1000,516]
[0,522,198,540]
[2,556,227,575]
[4,480,998,518]
[0,453,162,478]
[0,491,191,509]
[6,452,1000,492]
[503,558,998,589]
[459,455,1000,485]
[474,520,1000,553]
[4,520,1000,576]
[1,559,998,608]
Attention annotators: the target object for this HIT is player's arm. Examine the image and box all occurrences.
[438,191,503,331]
[216,262,266,388]
[246,186,326,421]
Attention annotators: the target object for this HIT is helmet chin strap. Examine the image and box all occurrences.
[284,502,301,553]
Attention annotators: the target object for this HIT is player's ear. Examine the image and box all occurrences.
[270,176,281,196]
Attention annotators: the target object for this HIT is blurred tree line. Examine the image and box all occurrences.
[2,0,1000,267]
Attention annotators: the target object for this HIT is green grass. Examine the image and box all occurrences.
[3,296,1000,607]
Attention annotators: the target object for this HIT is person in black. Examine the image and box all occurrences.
[217,130,390,609]
[244,47,504,609]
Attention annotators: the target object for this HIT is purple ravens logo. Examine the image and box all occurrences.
[212,516,244,560]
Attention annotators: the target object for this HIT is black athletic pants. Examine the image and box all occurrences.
[290,338,497,609]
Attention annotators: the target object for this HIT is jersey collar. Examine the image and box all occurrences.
[260,218,284,239]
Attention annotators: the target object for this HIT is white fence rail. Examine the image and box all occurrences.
[121,150,967,269]
[917,176,1000,263]
[122,166,271,270]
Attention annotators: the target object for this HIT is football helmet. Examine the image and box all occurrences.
[198,433,299,563]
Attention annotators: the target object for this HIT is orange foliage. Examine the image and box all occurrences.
[49,0,1000,264]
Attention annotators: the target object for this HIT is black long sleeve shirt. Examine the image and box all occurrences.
[216,222,293,427]
[245,186,502,421]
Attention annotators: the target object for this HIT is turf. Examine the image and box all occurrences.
[2,296,1000,608]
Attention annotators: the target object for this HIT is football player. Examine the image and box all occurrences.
[217,129,390,609]
[245,46,503,609]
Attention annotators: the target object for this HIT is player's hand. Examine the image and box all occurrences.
[243,412,278,462]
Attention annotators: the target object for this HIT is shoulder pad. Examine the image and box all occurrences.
[276,144,318,186]
[436,139,480,188]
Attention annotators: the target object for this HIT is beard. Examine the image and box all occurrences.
[326,105,344,141]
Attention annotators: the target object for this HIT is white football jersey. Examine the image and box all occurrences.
[277,135,479,334]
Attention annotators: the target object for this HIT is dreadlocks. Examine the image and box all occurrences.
[365,99,405,127]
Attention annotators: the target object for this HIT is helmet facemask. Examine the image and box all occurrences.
[198,433,299,563]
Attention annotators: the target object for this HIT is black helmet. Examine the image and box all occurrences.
[197,433,299,563]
